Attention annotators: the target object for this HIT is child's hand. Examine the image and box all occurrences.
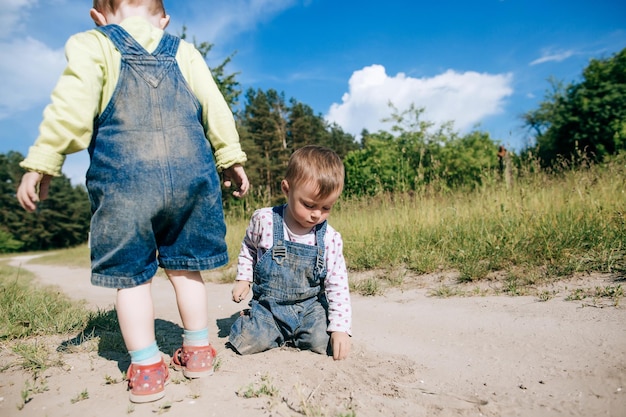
[222,164,249,198]
[17,171,52,212]
[330,332,351,360]
[232,280,251,303]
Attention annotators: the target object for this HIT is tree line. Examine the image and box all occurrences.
[0,152,90,252]
[523,48,626,165]
[1,44,624,253]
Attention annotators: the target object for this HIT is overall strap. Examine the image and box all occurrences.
[314,220,327,278]
[152,32,180,58]
[95,24,149,56]
[271,206,287,265]
[270,205,327,276]
[95,24,180,57]
[95,25,180,88]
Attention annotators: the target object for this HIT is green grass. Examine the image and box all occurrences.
[332,155,626,284]
[237,374,279,399]
[70,389,89,404]
[216,157,625,295]
[1,157,623,415]
[565,284,623,306]
[17,378,48,410]
[0,263,91,341]
[5,156,625,298]
[0,262,125,375]
[21,155,624,294]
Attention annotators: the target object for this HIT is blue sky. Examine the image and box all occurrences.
[1,0,625,183]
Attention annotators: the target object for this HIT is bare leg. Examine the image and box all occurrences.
[116,281,155,352]
[165,270,209,331]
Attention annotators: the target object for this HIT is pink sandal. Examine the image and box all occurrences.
[171,344,216,378]
[127,358,169,403]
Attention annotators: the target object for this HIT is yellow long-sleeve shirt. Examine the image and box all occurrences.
[20,17,246,177]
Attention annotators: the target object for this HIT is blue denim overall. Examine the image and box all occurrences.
[87,25,227,289]
[229,205,331,355]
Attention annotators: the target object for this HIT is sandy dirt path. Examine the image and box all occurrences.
[1,256,624,417]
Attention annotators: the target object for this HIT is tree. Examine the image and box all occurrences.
[523,48,626,165]
[0,152,91,253]
[287,100,358,157]
[522,77,566,139]
[236,92,358,205]
[287,100,330,151]
[238,88,290,203]
[0,152,26,252]
[343,131,400,196]
[325,122,360,158]
[344,104,434,196]
[433,129,499,189]
[342,104,501,197]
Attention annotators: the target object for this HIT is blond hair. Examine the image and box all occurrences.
[285,145,344,198]
[93,0,166,15]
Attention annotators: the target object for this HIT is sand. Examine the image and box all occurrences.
[0,255,624,417]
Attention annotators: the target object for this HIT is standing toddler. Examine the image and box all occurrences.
[17,0,249,403]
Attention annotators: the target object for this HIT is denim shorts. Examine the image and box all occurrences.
[87,166,228,289]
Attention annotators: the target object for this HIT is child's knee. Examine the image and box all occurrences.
[228,313,282,355]
[295,325,330,355]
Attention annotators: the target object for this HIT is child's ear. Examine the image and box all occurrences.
[281,180,290,195]
[90,8,107,26]
[159,15,171,30]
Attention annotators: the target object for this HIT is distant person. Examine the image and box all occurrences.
[229,145,352,360]
[497,145,513,187]
[16,0,249,403]
[497,145,507,177]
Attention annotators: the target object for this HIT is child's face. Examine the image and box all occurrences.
[282,180,340,234]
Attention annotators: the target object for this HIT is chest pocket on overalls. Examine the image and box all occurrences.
[271,240,321,289]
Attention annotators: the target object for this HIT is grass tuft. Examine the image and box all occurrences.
[0,264,91,341]
[237,374,279,398]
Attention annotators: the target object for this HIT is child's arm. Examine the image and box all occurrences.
[20,31,104,177]
[181,44,247,171]
[323,228,353,360]
[231,208,271,303]
[324,229,352,331]
[16,172,52,212]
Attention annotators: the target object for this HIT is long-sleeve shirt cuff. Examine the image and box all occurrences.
[19,146,66,177]
[327,323,352,336]
[214,144,247,171]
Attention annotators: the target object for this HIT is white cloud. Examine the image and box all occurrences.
[0,37,65,119]
[326,64,514,137]
[183,0,298,45]
[0,0,304,120]
[0,0,36,39]
[530,49,575,66]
